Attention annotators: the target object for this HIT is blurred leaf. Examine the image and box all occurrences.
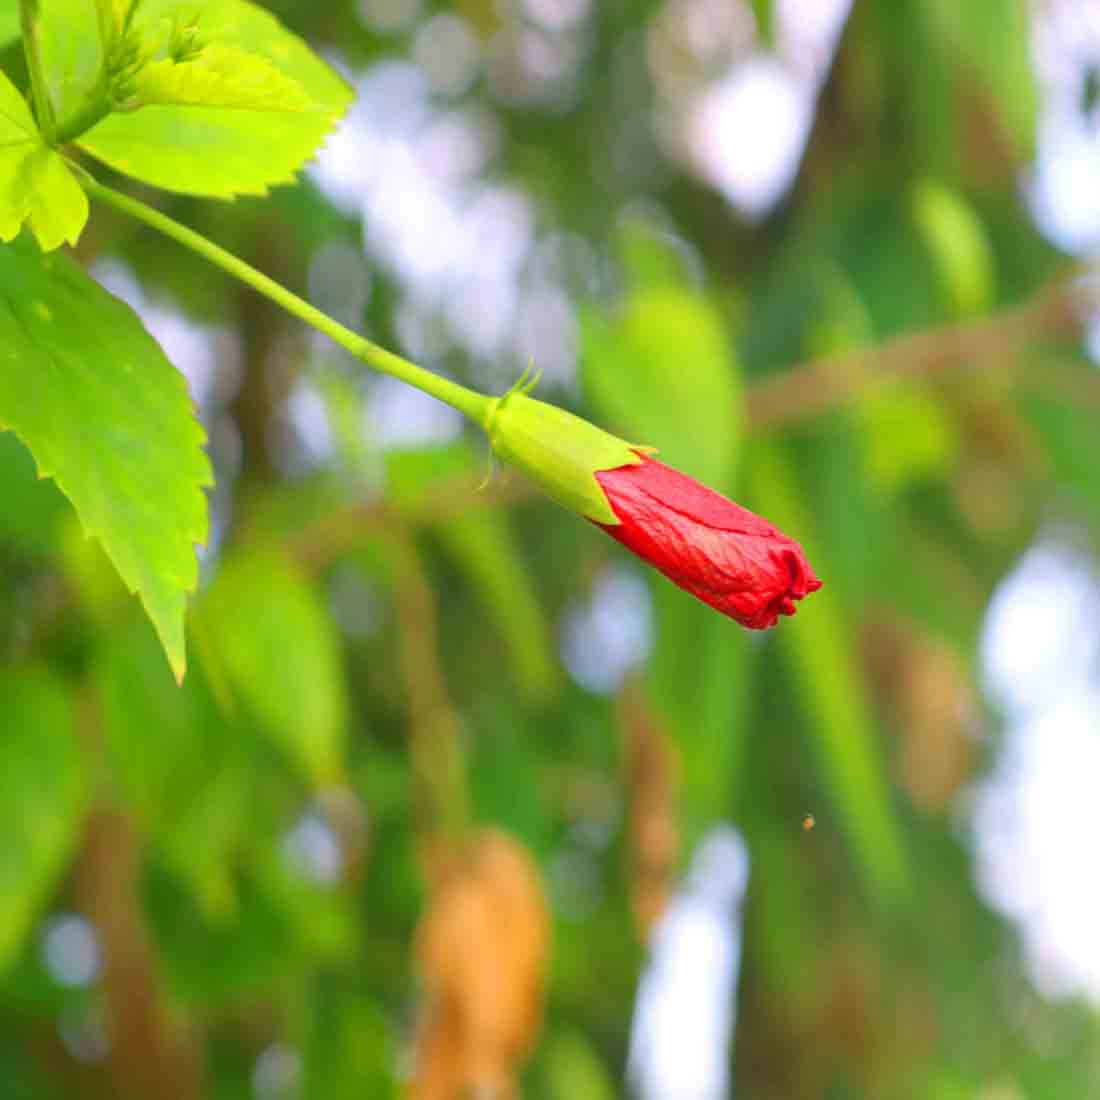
[582,287,741,486]
[0,5,17,46]
[388,443,558,705]
[856,384,958,495]
[1021,387,1100,530]
[36,0,101,126]
[747,444,907,902]
[647,583,752,849]
[149,850,353,1006]
[924,0,1037,158]
[80,0,352,197]
[198,548,347,786]
[0,666,83,972]
[0,235,211,680]
[539,1029,616,1100]
[303,986,397,1099]
[616,211,699,293]
[910,180,995,317]
[0,431,67,555]
[0,72,88,250]
[95,616,243,920]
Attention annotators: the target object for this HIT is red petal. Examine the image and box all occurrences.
[594,456,821,629]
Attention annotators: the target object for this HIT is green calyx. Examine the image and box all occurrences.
[485,365,650,526]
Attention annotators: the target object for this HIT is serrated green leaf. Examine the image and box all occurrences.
[79,0,352,197]
[0,71,88,250]
[134,43,313,111]
[197,549,347,786]
[0,666,84,972]
[0,235,211,679]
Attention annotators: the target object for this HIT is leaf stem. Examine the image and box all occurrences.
[20,0,55,142]
[78,174,497,430]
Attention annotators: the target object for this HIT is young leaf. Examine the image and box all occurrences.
[79,0,352,197]
[0,235,211,680]
[0,666,84,973]
[0,72,88,250]
[134,43,313,112]
[35,0,104,126]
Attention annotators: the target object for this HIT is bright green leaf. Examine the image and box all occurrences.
[0,666,84,972]
[0,71,88,250]
[198,549,347,786]
[80,0,352,197]
[0,235,211,679]
[134,43,313,111]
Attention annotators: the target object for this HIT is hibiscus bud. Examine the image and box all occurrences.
[487,371,820,628]
[594,455,822,629]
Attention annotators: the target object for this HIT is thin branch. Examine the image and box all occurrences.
[290,475,530,571]
[390,534,470,880]
[745,274,1090,429]
[73,690,204,1100]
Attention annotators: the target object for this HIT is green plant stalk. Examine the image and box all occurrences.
[78,174,497,429]
[20,0,55,142]
[92,0,117,55]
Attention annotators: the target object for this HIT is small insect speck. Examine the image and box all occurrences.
[802,813,815,832]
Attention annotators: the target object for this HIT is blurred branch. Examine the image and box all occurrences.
[74,690,204,1100]
[291,477,530,571]
[745,273,1094,429]
[617,681,679,944]
[390,534,470,879]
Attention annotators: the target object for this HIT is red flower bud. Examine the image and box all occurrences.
[593,455,822,629]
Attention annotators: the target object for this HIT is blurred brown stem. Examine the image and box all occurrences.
[76,811,204,1100]
[618,682,680,944]
[745,274,1091,428]
[390,534,470,878]
[73,692,203,1100]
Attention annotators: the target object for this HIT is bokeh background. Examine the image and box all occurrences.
[3,0,1100,1097]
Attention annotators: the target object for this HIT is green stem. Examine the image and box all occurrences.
[93,0,116,55]
[20,0,55,142]
[78,174,497,429]
[53,97,112,146]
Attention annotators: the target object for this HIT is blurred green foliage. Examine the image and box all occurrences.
[2,1,1099,1098]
